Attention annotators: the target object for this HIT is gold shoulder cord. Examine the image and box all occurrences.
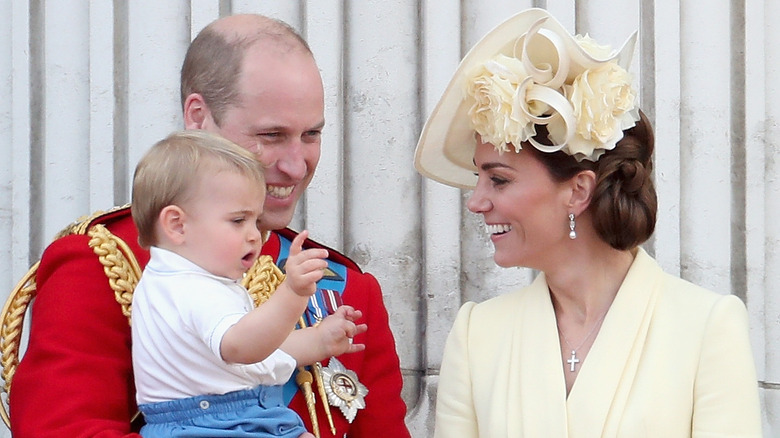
[242,255,284,306]
[1,264,39,398]
[88,224,141,325]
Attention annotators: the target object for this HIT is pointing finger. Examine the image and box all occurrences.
[289,230,309,256]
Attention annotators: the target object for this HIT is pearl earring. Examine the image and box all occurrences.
[568,213,576,239]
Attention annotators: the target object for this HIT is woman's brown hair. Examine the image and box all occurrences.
[526,110,657,250]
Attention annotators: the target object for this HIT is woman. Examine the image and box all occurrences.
[414,8,762,437]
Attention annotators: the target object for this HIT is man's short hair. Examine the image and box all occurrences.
[180,15,312,125]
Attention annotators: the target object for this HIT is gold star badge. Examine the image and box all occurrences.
[320,357,368,423]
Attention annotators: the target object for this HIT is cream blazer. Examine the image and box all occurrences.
[434,248,762,438]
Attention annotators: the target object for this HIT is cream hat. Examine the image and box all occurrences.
[414,8,639,188]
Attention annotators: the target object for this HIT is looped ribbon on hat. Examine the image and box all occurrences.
[514,18,576,154]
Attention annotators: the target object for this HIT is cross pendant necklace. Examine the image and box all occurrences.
[558,311,608,373]
[566,350,580,372]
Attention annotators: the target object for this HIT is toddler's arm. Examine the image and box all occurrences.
[221,230,328,364]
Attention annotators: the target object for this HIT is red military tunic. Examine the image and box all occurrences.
[10,206,410,438]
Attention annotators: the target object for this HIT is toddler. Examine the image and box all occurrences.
[130,130,365,437]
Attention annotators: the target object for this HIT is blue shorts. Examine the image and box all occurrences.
[138,385,307,437]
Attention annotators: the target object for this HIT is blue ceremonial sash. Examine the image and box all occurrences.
[275,234,348,405]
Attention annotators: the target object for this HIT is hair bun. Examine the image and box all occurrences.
[618,159,646,195]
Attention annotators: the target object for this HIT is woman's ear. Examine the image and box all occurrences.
[568,170,596,215]
[159,205,187,245]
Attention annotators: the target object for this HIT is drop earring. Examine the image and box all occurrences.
[568,213,576,239]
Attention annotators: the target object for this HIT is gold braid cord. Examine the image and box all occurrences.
[88,224,142,325]
[0,262,40,426]
[241,255,285,307]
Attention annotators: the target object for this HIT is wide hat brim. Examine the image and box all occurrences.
[414,8,637,189]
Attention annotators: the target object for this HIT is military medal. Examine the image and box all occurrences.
[321,357,368,423]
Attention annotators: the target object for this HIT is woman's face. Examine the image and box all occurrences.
[466,140,572,269]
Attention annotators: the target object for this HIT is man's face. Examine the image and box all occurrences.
[197,44,325,231]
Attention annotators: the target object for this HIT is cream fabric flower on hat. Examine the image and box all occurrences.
[466,55,543,154]
[463,15,639,161]
[552,62,637,160]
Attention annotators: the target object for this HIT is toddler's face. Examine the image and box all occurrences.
[178,171,266,280]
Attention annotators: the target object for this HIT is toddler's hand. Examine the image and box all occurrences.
[285,230,328,297]
[315,305,367,358]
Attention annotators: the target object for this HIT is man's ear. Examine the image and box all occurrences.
[183,93,211,130]
[159,205,187,245]
[568,170,596,215]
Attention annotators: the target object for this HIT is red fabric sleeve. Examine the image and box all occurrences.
[288,266,410,438]
[10,215,148,438]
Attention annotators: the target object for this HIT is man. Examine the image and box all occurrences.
[10,14,410,438]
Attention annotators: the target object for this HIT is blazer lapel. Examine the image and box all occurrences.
[513,274,569,437]
[565,248,663,436]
